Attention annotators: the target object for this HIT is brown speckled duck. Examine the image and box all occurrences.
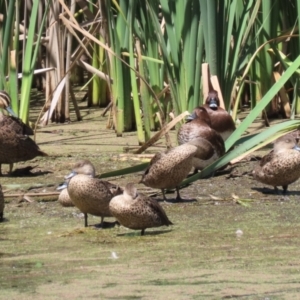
[140,144,197,201]
[0,184,4,221]
[0,91,47,175]
[109,183,173,235]
[178,106,225,171]
[203,90,236,141]
[253,137,300,194]
[60,160,123,227]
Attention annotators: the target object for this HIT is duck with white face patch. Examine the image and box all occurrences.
[203,90,236,141]
[178,106,225,172]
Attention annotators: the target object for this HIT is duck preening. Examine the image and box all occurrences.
[109,183,173,236]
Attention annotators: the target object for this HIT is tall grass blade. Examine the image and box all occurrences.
[226,55,300,151]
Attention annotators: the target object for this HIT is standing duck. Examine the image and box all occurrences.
[252,137,300,194]
[178,106,225,171]
[203,90,236,141]
[109,183,173,235]
[0,91,48,175]
[60,160,123,227]
[140,144,197,201]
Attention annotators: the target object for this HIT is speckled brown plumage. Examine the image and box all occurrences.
[66,160,123,227]
[109,183,173,235]
[177,107,225,171]
[203,90,236,141]
[0,184,4,221]
[58,188,74,207]
[253,137,300,193]
[140,144,197,201]
[0,91,47,175]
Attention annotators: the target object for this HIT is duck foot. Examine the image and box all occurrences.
[278,186,290,201]
[163,199,176,204]
[163,196,184,204]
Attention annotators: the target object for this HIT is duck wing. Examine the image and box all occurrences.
[259,150,274,167]
[0,115,33,135]
[141,194,173,226]
[142,152,165,177]
[0,131,47,164]
[187,137,215,160]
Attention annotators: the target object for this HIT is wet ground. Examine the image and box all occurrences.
[1,98,300,299]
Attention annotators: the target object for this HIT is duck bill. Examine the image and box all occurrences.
[64,171,77,180]
[185,112,197,122]
[5,106,18,117]
[57,182,68,191]
[293,145,300,151]
[208,98,218,109]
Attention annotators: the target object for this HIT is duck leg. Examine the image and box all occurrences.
[175,186,182,202]
[161,189,167,200]
[282,185,288,194]
[84,213,88,227]
[100,216,104,227]
[272,186,280,194]
[93,216,105,228]
[280,185,290,201]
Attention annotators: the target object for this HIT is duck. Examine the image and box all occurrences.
[203,90,236,141]
[140,144,197,201]
[0,184,4,221]
[0,90,48,175]
[252,137,300,194]
[177,106,225,171]
[59,160,123,227]
[109,183,173,235]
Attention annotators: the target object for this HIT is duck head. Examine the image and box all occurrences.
[65,159,96,179]
[0,91,18,117]
[124,183,138,200]
[205,90,220,110]
[186,107,211,126]
[274,138,300,154]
